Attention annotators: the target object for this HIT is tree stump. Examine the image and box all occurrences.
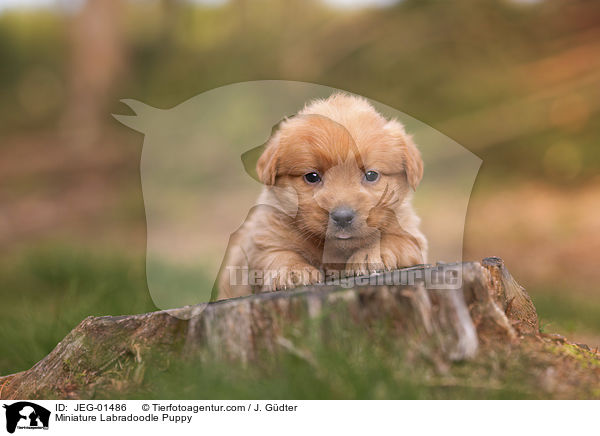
[0,257,540,399]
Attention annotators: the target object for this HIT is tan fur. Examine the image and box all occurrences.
[217,93,427,299]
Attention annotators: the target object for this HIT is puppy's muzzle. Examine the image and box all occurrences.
[330,206,356,228]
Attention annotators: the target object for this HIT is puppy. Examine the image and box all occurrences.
[216,93,427,299]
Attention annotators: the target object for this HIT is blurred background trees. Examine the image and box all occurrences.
[61,0,126,147]
[0,0,599,375]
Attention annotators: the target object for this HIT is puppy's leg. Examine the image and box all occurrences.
[216,242,253,300]
[380,232,426,268]
[345,232,425,276]
[254,251,323,292]
[345,236,385,276]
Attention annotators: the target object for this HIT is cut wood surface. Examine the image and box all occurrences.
[0,257,592,400]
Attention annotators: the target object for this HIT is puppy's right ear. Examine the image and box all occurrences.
[243,116,293,185]
[256,135,280,185]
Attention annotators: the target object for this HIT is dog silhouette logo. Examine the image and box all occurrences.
[2,402,50,433]
[113,81,481,314]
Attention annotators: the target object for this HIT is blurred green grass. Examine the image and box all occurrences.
[530,287,600,338]
[118,336,537,400]
[0,247,156,375]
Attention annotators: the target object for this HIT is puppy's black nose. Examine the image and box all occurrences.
[330,206,356,227]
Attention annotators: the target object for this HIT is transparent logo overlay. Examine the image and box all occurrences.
[114,81,481,319]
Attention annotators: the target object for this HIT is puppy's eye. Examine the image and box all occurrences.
[364,170,379,182]
[303,172,321,184]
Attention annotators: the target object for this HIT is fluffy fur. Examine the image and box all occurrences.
[217,93,427,299]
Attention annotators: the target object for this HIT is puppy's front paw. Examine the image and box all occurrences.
[265,264,323,292]
[345,249,386,277]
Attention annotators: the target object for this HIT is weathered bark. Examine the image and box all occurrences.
[0,257,537,399]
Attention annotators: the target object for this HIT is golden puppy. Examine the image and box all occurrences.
[216,93,427,299]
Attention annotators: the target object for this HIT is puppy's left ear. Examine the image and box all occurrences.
[385,120,423,190]
[256,134,280,185]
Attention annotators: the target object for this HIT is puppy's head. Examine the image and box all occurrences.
[257,94,423,251]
